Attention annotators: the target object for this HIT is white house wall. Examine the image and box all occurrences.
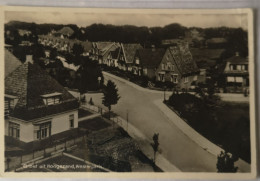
[5,110,78,143]
[51,110,78,135]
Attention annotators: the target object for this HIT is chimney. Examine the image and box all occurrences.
[235,52,239,56]
[25,55,33,64]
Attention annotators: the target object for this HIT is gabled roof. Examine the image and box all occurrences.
[122,43,143,64]
[136,48,166,68]
[100,43,120,60]
[110,48,120,59]
[80,41,93,52]
[225,55,248,64]
[169,46,199,76]
[95,42,114,51]
[5,49,22,77]
[5,62,79,121]
[57,27,74,36]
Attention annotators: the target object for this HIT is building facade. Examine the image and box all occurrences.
[223,53,249,93]
[5,56,79,143]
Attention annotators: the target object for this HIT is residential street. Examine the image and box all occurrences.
[86,73,216,172]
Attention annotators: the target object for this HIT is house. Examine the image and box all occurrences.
[5,49,22,78]
[167,44,199,90]
[18,29,31,37]
[92,42,120,65]
[133,48,166,78]
[81,41,93,56]
[55,27,74,38]
[118,43,143,71]
[91,42,113,62]
[133,43,199,90]
[222,52,249,93]
[5,55,79,143]
[107,48,120,67]
[190,48,225,83]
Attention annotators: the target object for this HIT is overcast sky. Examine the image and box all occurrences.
[5,11,248,29]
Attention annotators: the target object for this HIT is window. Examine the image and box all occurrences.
[69,114,74,128]
[171,74,178,83]
[237,65,242,70]
[9,122,20,139]
[41,92,62,106]
[184,76,189,83]
[166,62,172,71]
[34,121,51,140]
[158,73,165,82]
[161,63,165,70]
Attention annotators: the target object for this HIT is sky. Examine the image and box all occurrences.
[5,11,248,30]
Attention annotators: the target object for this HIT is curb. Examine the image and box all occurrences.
[103,71,173,94]
[153,99,250,172]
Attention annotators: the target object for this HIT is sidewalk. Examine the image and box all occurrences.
[153,99,250,172]
[103,71,172,95]
[113,116,181,172]
[103,71,250,103]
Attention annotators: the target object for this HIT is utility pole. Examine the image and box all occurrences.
[126,109,129,132]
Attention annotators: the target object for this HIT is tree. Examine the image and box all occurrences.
[102,80,120,119]
[72,43,84,57]
[151,133,159,164]
[216,151,238,173]
[49,49,58,60]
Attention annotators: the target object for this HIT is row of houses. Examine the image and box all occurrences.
[38,27,249,92]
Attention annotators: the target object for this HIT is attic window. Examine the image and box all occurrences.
[41,92,62,106]
[5,94,18,117]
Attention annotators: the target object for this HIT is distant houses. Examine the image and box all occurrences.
[37,27,249,92]
[5,55,79,143]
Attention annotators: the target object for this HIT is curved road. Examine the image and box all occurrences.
[86,73,248,172]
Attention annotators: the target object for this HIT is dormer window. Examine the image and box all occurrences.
[41,92,62,106]
[5,94,18,117]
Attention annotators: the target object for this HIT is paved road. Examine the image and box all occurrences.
[85,73,248,172]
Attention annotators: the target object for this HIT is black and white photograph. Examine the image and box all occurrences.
[1,6,256,178]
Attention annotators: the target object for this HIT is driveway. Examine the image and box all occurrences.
[85,73,250,172]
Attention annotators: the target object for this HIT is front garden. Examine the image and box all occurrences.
[165,92,250,163]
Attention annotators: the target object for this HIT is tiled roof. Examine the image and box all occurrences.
[5,62,79,121]
[137,48,166,68]
[169,46,199,76]
[80,41,93,52]
[95,42,114,51]
[225,55,248,64]
[122,43,143,64]
[57,27,74,36]
[5,49,22,78]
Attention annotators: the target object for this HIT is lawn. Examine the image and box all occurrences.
[78,117,111,131]
[78,108,93,118]
[166,93,250,163]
